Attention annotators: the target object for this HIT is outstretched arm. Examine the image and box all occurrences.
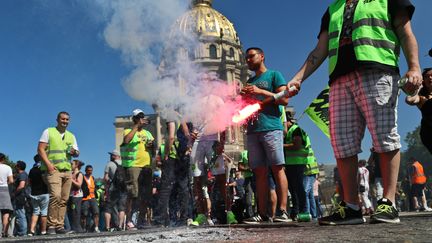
[287,31,329,95]
[393,10,422,93]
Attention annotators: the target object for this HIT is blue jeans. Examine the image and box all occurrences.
[303,175,317,218]
[243,176,255,218]
[15,207,27,236]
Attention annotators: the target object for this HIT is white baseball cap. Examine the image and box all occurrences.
[108,149,120,156]
[132,109,144,117]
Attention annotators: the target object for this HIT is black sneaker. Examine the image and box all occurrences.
[274,210,292,222]
[290,212,298,221]
[370,198,400,224]
[47,227,56,235]
[56,228,71,234]
[243,215,272,224]
[318,201,365,226]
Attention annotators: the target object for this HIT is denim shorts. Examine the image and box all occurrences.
[30,193,49,216]
[81,198,99,216]
[191,140,215,177]
[247,130,285,170]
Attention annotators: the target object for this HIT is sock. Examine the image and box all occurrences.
[346,202,360,211]
[381,198,397,209]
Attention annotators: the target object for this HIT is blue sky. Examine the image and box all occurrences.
[1,0,431,177]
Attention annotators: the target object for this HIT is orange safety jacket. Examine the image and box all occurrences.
[411,161,427,185]
[82,175,96,201]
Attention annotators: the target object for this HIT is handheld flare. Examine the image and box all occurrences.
[232,86,298,124]
[260,85,297,106]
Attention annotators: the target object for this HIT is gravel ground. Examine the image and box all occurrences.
[2,212,431,242]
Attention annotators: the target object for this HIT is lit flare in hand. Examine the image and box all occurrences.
[232,86,297,124]
[232,103,261,124]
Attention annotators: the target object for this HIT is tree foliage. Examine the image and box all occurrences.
[400,125,432,180]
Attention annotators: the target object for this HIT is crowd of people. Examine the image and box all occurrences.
[1,0,432,238]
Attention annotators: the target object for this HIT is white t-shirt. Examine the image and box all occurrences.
[0,164,13,187]
[39,128,79,150]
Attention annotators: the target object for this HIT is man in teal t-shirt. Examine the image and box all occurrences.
[241,47,290,223]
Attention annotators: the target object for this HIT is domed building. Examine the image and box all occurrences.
[115,0,249,159]
[172,0,248,81]
[159,0,250,157]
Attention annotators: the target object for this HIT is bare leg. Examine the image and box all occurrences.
[40,216,47,233]
[379,149,400,204]
[94,214,99,229]
[105,212,111,229]
[269,189,277,218]
[254,167,269,217]
[2,213,10,236]
[413,196,420,210]
[421,190,429,209]
[119,211,126,229]
[271,164,288,212]
[337,155,360,205]
[30,214,39,233]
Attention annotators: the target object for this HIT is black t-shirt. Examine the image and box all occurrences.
[421,99,432,129]
[15,172,28,205]
[29,166,48,195]
[319,0,415,82]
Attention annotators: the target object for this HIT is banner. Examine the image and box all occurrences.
[305,86,330,138]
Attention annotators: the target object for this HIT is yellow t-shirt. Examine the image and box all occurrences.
[124,129,154,167]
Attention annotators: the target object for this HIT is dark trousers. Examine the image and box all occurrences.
[285,164,306,215]
[243,176,255,218]
[67,196,83,232]
[155,156,190,225]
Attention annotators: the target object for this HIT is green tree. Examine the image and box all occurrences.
[400,125,432,180]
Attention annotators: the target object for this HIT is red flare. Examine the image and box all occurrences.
[232,103,261,124]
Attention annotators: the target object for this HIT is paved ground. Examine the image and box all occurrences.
[2,212,432,242]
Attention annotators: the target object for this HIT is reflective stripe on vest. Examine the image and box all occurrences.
[328,0,399,75]
[159,141,179,160]
[43,127,75,171]
[284,124,315,165]
[411,161,426,185]
[305,160,319,176]
[120,129,153,167]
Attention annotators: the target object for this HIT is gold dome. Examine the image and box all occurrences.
[173,0,238,42]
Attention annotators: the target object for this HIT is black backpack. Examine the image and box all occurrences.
[111,161,127,191]
[81,174,91,198]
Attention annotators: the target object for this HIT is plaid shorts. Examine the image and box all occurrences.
[329,69,401,159]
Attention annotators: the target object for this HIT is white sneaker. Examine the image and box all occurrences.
[206,218,214,226]
[424,207,432,212]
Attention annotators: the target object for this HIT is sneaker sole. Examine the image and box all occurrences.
[273,219,293,223]
[319,217,366,226]
[370,217,400,224]
[243,221,262,225]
